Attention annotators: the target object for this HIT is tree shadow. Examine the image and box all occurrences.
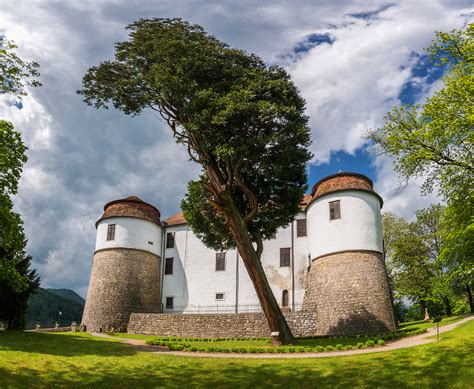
[0,331,133,357]
[326,307,392,335]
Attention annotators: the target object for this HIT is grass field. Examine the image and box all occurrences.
[0,318,472,388]
[398,315,465,330]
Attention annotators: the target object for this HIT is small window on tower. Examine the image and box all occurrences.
[166,296,174,310]
[329,200,341,220]
[166,232,175,248]
[165,257,174,275]
[215,252,226,271]
[280,248,291,267]
[296,219,307,237]
[106,224,116,241]
[215,293,224,301]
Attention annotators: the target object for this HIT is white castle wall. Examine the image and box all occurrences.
[306,190,383,259]
[162,211,309,312]
[96,217,162,256]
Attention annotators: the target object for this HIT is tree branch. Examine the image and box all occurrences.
[233,164,258,223]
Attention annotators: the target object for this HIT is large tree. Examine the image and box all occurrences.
[0,38,41,329]
[78,18,311,344]
[0,121,40,329]
[369,23,473,316]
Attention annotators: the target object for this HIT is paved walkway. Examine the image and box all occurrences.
[93,315,473,359]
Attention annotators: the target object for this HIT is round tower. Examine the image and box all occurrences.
[303,173,396,335]
[82,196,162,332]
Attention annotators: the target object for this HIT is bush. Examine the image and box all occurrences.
[356,342,364,349]
[335,344,344,350]
[377,339,385,346]
[314,346,325,352]
[365,340,375,348]
[325,345,335,352]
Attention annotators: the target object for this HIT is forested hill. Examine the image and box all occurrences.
[26,288,85,329]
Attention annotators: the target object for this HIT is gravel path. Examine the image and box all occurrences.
[92,315,473,359]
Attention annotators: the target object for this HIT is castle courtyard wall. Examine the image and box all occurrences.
[127,311,317,338]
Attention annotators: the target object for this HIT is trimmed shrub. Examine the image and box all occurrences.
[365,340,375,348]
[377,339,385,346]
[325,345,335,352]
[335,344,344,350]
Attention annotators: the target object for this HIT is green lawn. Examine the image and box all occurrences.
[0,319,473,388]
[398,314,466,330]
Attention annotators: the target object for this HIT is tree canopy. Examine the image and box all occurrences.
[78,18,311,344]
[0,37,41,99]
[0,38,41,328]
[368,23,473,203]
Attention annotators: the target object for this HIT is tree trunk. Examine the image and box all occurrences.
[223,197,295,345]
[420,300,427,320]
[466,285,474,314]
[443,296,452,316]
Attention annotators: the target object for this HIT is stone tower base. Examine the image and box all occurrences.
[82,248,161,332]
[303,251,396,335]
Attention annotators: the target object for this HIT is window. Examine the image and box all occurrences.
[296,219,307,237]
[280,248,291,267]
[215,252,226,271]
[282,290,289,307]
[329,200,341,220]
[106,224,116,241]
[166,232,175,248]
[215,293,224,301]
[165,257,173,275]
[166,296,174,309]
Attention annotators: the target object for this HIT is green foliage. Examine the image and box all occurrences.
[26,288,85,329]
[368,23,473,202]
[77,18,311,250]
[0,121,39,329]
[0,37,41,99]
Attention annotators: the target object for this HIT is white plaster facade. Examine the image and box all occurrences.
[93,174,384,314]
[306,190,383,259]
[96,216,162,256]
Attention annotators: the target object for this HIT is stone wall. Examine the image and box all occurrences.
[82,248,161,332]
[128,311,317,338]
[303,250,396,335]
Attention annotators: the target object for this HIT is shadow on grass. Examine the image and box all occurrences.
[0,331,133,357]
[0,323,472,388]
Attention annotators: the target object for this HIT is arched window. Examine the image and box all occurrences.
[282,290,289,307]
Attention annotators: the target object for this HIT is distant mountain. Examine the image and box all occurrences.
[26,288,85,329]
[46,288,85,305]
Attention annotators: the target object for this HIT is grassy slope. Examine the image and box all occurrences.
[398,315,465,330]
[0,320,472,388]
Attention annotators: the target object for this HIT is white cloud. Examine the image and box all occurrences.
[0,0,470,295]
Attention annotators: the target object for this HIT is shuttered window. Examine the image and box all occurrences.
[329,200,341,220]
[106,224,116,241]
[296,219,307,237]
[280,248,291,267]
[166,232,175,248]
[215,252,226,271]
[165,257,173,275]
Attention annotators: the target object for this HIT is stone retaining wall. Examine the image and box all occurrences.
[128,311,317,338]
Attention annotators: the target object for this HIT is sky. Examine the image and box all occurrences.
[0,0,472,297]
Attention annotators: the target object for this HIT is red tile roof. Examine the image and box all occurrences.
[96,196,161,227]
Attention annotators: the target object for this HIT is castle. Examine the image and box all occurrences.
[82,172,396,336]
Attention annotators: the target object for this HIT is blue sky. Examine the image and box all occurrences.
[0,0,471,296]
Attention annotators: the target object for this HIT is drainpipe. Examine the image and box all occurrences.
[235,250,239,313]
[291,221,295,311]
[159,223,166,312]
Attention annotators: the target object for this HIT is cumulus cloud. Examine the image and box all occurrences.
[0,0,470,295]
